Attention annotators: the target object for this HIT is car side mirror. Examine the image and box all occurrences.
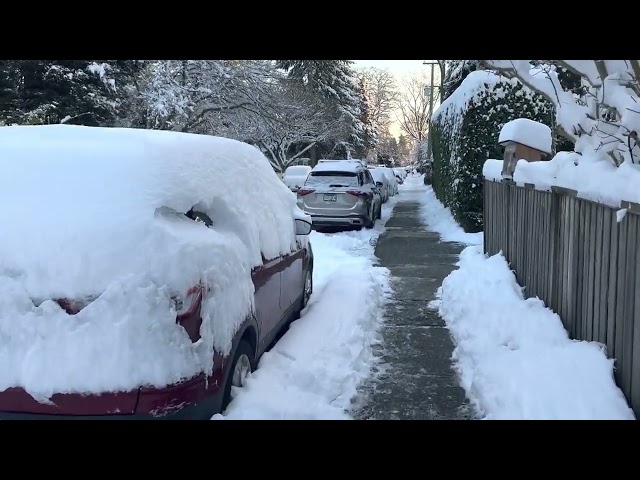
[295,218,312,235]
[376,181,383,187]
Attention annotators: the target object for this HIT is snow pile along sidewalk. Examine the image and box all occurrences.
[435,246,635,420]
[418,185,482,246]
[214,225,393,419]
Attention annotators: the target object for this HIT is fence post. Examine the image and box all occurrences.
[501,179,514,261]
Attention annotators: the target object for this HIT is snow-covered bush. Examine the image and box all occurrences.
[431,70,555,232]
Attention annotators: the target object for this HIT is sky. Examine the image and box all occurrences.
[352,60,434,139]
[352,60,426,79]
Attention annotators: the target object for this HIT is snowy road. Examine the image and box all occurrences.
[213,193,400,419]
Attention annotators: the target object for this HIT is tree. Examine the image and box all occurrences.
[141,60,278,134]
[0,61,20,125]
[396,72,437,143]
[276,60,367,157]
[397,134,413,165]
[479,60,640,167]
[441,61,479,102]
[357,67,399,135]
[239,80,338,172]
[0,60,124,126]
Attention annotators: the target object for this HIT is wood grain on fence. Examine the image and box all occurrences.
[483,179,640,416]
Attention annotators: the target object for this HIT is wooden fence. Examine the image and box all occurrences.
[484,178,640,416]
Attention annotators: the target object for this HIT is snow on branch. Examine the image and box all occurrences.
[480,60,640,167]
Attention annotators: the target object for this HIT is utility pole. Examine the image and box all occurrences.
[423,61,439,164]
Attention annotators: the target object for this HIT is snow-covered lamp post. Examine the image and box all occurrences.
[498,118,552,180]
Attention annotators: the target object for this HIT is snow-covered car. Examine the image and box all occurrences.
[298,160,382,229]
[393,167,407,184]
[380,167,399,195]
[0,125,314,420]
[368,167,390,203]
[282,165,312,192]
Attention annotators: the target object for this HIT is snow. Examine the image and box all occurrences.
[282,166,311,189]
[432,70,508,124]
[312,160,364,173]
[400,175,482,245]
[0,124,307,400]
[498,118,552,155]
[411,174,633,419]
[483,151,640,206]
[435,245,635,420]
[213,196,399,419]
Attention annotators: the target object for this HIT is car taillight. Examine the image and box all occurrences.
[54,295,99,315]
[297,188,315,196]
[172,284,205,343]
[172,285,204,316]
[346,190,372,199]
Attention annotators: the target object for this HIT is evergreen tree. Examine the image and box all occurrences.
[0,60,137,126]
[442,60,479,102]
[0,61,20,125]
[276,60,366,157]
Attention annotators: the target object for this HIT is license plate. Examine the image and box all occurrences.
[323,194,337,202]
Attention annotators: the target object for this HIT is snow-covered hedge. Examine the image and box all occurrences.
[431,71,555,232]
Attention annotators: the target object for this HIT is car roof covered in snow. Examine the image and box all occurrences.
[0,125,306,298]
[311,160,364,174]
[284,165,312,174]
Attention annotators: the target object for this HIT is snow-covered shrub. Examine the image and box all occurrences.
[431,71,555,232]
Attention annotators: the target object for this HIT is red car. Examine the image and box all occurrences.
[0,126,314,420]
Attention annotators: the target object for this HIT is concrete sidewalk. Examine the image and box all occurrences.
[353,200,472,420]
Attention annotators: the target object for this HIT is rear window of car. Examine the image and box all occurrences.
[305,171,360,187]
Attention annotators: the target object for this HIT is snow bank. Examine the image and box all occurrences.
[214,209,396,419]
[400,175,483,245]
[498,118,552,155]
[0,125,306,399]
[436,246,635,420]
[483,151,640,206]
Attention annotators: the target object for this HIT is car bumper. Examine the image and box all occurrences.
[0,396,221,420]
[0,370,226,420]
[309,214,368,228]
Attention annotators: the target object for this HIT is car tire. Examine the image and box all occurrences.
[365,209,375,229]
[301,269,312,310]
[221,339,255,411]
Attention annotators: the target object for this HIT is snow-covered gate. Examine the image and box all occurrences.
[484,178,640,416]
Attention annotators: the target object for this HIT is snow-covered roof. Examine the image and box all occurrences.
[312,160,363,173]
[498,118,552,155]
[284,165,312,175]
[0,125,308,398]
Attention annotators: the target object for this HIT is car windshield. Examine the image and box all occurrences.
[305,171,359,188]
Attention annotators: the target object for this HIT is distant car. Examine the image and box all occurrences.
[297,160,382,229]
[282,165,312,192]
[0,125,314,420]
[368,167,391,203]
[393,168,407,183]
[379,167,399,195]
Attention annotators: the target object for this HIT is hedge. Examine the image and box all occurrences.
[431,71,556,232]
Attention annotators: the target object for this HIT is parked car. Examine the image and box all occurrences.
[393,167,407,184]
[368,166,391,203]
[0,125,314,419]
[282,165,312,192]
[380,167,399,195]
[297,160,382,229]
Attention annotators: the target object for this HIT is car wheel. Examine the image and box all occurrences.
[301,269,312,309]
[221,339,255,410]
[364,208,375,229]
